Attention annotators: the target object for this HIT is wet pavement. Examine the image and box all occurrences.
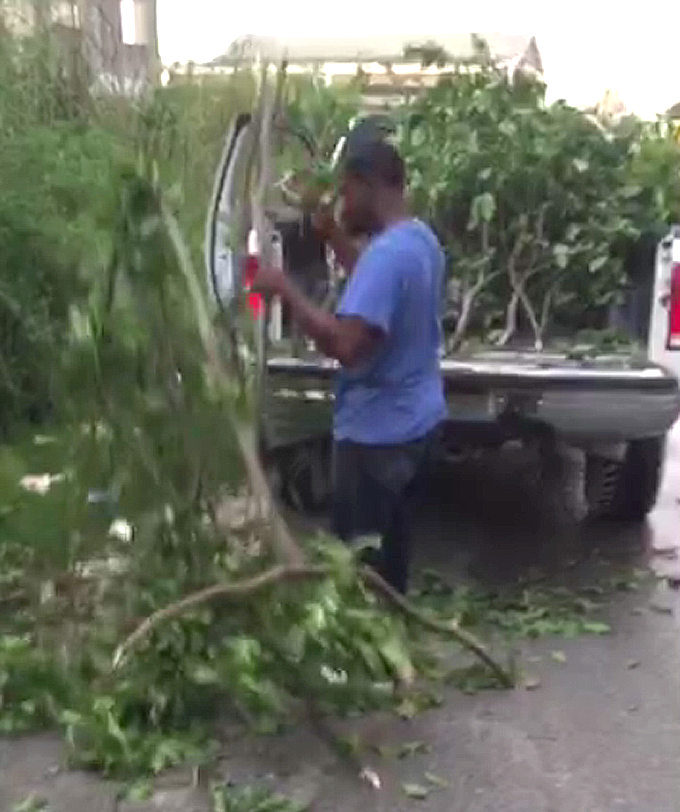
[2,425,680,812]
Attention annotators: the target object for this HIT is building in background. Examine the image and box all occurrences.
[589,89,628,122]
[213,33,542,70]
[667,101,680,141]
[0,0,159,94]
[174,33,543,110]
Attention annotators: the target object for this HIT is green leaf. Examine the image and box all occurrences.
[589,256,608,273]
[553,243,569,269]
[550,650,567,663]
[477,192,496,223]
[11,797,48,812]
[499,120,517,138]
[378,635,415,685]
[621,184,642,198]
[425,771,450,788]
[582,621,611,635]
[123,780,153,802]
[350,534,381,554]
[398,740,429,759]
[338,733,363,758]
[188,664,220,685]
[402,783,430,800]
[565,223,582,242]
[396,697,419,719]
[375,743,397,759]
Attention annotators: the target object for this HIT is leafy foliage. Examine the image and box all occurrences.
[274,76,361,211]
[626,117,680,226]
[0,162,457,777]
[0,25,677,785]
[0,109,123,428]
[0,31,451,779]
[272,49,680,350]
[211,782,309,812]
[0,20,256,430]
[397,62,648,349]
[414,570,620,640]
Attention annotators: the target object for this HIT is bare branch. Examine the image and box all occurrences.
[497,288,520,346]
[162,201,305,567]
[359,567,514,687]
[517,284,543,350]
[112,563,515,687]
[448,268,502,351]
[112,565,327,668]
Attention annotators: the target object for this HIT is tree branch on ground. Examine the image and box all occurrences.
[113,563,514,687]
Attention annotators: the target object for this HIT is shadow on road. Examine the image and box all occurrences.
[407,457,654,593]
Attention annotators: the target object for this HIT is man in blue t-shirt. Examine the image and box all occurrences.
[255,140,447,592]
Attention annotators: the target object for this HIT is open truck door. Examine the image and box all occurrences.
[648,226,680,382]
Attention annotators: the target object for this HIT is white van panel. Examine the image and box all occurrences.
[648,228,680,382]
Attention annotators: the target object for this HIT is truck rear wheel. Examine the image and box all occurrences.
[275,440,331,513]
[586,437,665,521]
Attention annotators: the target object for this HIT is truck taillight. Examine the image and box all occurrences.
[243,229,263,319]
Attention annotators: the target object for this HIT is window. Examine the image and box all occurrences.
[53,0,80,28]
[120,0,135,44]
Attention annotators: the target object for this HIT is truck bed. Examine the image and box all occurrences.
[262,351,680,450]
[267,350,679,391]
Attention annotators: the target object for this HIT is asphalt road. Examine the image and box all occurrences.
[2,425,680,812]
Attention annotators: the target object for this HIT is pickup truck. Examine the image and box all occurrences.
[207,111,680,523]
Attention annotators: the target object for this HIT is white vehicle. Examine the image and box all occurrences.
[648,226,680,381]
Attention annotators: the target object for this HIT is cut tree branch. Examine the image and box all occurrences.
[448,268,502,351]
[162,201,305,567]
[112,563,514,688]
[497,226,528,346]
[358,567,514,687]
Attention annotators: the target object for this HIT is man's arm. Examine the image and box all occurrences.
[256,235,400,368]
[274,274,381,368]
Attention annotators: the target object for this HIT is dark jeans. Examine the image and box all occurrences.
[331,426,440,593]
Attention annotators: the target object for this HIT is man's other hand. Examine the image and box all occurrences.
[253,262,287,297]
[311,202,337,242]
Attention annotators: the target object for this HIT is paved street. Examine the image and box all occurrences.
[2,425,679,812]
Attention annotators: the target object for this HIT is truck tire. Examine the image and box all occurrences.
[536,441,589,525]
[277,441,331,513]
[586,437,665,521]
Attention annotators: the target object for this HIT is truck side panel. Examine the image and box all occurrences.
[648,227,680,381]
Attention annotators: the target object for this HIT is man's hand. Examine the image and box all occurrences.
[252,256,380,368]
[252,262,287,297]
[311,202,361,274]
[311,201,337,242]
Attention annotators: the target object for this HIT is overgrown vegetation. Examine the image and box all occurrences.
[0,161,509,779]
[282,42,680,351]
[0,31,509,781]
[398,67,676,348]
[0,19,678,799]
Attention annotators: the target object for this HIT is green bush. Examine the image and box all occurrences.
[0,122,127,428]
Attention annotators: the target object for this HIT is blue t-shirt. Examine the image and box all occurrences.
[334,218,447,444]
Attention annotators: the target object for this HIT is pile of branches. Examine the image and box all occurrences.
[0,148,510,781]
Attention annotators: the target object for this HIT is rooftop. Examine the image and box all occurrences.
[211,33,540,67]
